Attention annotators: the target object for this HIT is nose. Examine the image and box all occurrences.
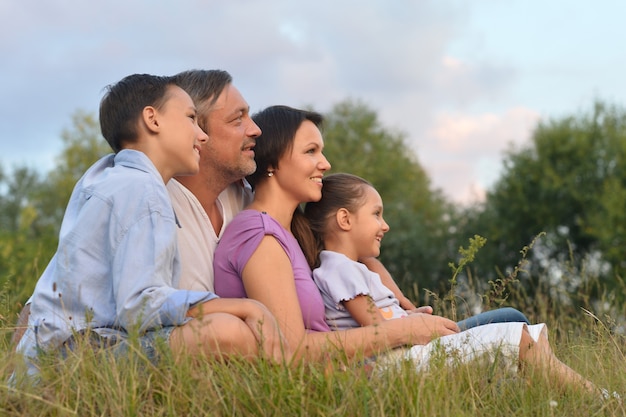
[197,125,209,143]
[319,153,331,171]
[246,117,262,138]
[381,218,390,233]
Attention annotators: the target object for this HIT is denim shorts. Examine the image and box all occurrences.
[60,326,175,364]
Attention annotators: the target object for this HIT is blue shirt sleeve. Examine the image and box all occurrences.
[110,184,217,332]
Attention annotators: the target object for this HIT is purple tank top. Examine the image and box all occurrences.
[214,210,330,332]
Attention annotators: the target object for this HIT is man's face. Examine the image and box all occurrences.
[200,83,261,182]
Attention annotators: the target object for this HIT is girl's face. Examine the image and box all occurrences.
[350,186,390,259]
[274,120,331,204]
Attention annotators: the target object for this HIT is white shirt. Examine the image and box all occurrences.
[313,250,408,330]
[167,179,253,292]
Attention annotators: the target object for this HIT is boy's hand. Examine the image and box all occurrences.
[187,298,291,362]
[241,299,292,362]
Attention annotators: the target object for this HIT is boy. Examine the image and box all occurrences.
[15,74,287,377]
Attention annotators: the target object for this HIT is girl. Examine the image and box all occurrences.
[304,172,610,395]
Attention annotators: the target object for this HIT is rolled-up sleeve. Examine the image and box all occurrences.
[111,197,218,332]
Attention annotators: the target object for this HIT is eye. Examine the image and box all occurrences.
[230,112,244,123]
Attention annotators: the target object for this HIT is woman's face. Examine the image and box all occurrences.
[273,120,331,203]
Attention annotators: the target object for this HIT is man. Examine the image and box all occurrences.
[13,74,286,377]
[167,70,259,292]
[169,70,417,304]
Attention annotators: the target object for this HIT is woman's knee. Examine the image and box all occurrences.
[518,325,552,363]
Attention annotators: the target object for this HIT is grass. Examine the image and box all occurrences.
[1,304,625,416]
[1,245,626,415]
[1,336,624,416]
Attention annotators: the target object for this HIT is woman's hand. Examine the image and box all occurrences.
[386,312,459,346]
[407,306,433,315]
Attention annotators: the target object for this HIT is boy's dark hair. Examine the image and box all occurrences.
[173,69,232,134]
[99,73,175,153]
[248,105,323,188]
[303,173,373,268]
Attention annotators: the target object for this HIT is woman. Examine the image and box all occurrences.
[214,105,458,360]
[213,105,604,396]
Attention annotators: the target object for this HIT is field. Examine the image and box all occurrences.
[1,281,625,417]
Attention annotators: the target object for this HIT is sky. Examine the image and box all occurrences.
[2,0,625,205]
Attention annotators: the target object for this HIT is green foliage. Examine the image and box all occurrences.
[467,101,626,301]
[448,235,488,287]
[444,235,487,321]
[480,232,544,308]
[0,111,110,316]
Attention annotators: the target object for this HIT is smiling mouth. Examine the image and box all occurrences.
[242,140,256,152]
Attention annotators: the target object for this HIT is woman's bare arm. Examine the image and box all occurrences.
[185,297,289,362]
[242,237,459,362]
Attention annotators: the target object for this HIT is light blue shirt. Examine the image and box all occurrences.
[16,150,217,373]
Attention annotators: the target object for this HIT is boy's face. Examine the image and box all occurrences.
[159,86,208,179]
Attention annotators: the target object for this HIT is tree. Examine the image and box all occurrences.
[471,101,626,298]
[35,110,111,231]
[0,111,109,310]
[321,100,455,295]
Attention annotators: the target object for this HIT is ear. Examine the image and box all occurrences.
[335,208,352,231]
[142,106,160,134]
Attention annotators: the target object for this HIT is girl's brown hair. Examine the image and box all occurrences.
[302,173,373,268]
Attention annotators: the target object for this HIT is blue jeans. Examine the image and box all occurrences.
[60,326,174,364]
[456,307,530,331]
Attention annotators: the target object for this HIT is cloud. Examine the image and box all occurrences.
[422,106,541,204]
[0,0,535,206]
